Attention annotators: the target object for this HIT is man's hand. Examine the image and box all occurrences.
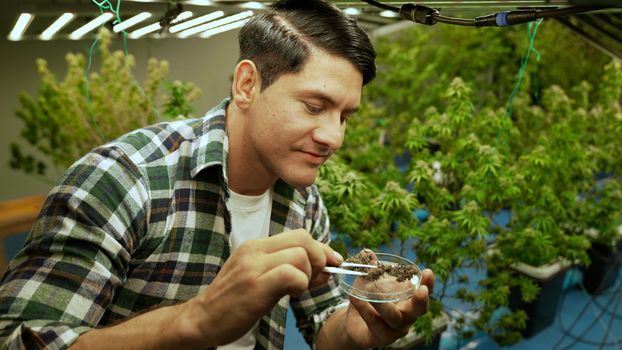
[183,229,342,346]
[71,229,341,350]
[317,269,435,350]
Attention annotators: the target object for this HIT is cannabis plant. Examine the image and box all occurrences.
[9,28,200,179]
[363,20,610,154]
[321,76,518,343]
[477,62,622,345]
[572,60,622,248]
[319,21,615,347]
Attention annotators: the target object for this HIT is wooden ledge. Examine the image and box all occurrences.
[1,194,46,274]
[0,194,46,238]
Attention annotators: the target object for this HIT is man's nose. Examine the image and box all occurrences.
[312,114,344,151]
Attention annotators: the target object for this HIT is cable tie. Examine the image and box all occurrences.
[496,12,510,27]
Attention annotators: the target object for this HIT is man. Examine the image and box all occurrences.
[0,1,434,349]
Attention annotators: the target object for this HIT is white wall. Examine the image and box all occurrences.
[0,20,239,201]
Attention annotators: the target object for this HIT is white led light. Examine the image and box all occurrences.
[200,19,249,39]
[128,22,161,39]
[185,0,214,6]
[240,2,265,9]
[113,12,151,33]
[8,13,34,41]
[169,11,224,33]
[179,11,253,38]
[40,13,75,40]
[69,12,114,40]
[379,10,399,18]
[173,11,194,23]
[343,7,361,16]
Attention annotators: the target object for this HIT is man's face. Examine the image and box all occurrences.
[246,50,363,188]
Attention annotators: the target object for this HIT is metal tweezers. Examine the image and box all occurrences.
[322,262,377,276]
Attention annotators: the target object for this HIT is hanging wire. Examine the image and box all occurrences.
[494,19,543,148]
[505,19,543,118]
[83,0,166,139]
[83,0,128,141]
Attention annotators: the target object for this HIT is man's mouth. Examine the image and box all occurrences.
[302,151,329,165]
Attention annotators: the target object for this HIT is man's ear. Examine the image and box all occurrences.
[231,60,260,110]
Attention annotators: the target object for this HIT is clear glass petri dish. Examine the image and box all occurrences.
[338,253,422,303]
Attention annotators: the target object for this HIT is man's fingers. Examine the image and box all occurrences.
[257,230,316,254]
[349,296,380,325]
[370,282,431,331]
[349,297,409,341]
[370,302,405,331]
[309,271,331,287]
[256,230,340,269]
[260,264,310,297]
[322,242,343,266]
[230,230,344,299]
[398,268,434,324]
[258,247,313,279]
[421,269,435,295]
[401,284,430,324]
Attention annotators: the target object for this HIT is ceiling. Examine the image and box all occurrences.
[4,0,622,58]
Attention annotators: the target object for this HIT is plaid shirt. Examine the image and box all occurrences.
[0,99,345,350]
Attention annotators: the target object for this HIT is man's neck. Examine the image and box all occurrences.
[225,103,277,195]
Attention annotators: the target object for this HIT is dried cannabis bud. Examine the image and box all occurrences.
[346,249,417,282]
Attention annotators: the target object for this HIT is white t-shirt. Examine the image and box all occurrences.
[217,188,272,350]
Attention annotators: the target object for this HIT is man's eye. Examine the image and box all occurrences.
[304,103,323,114]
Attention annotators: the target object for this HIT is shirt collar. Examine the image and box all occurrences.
[190,98,230,179]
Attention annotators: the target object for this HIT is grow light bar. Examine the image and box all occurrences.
[179,11,253,38]
[8,13,34,41]
[185,0,215,6]
[169,11,224,33]
[40,13,75,40]
[199,18,250,38]
[240,2,266,9]
[380,10,399,17]
[70,12,114,40]
[129,21,161,38]
[113,12,152,33]
[344,7,362,15]
[172,11,194,23]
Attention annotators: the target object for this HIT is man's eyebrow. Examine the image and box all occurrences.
[299,91,360,114]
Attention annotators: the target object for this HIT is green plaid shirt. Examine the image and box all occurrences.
[0,99,345,350]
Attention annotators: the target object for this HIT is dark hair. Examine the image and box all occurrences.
[238,0,376,90]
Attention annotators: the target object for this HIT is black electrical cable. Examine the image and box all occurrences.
[359,0,399,12]
[552,267,593,350]
[398,3,442,25]
[560,267,622,349]
[472,6,606,27]
[360,0,613,27]
[553,288,602,349]
[599,286,622,350]
[584,261,622,320]
[552,267,622,350]
[435,15,475,26]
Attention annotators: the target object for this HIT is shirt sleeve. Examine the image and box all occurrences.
[289,184,347,348]
[0,146,150,350]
